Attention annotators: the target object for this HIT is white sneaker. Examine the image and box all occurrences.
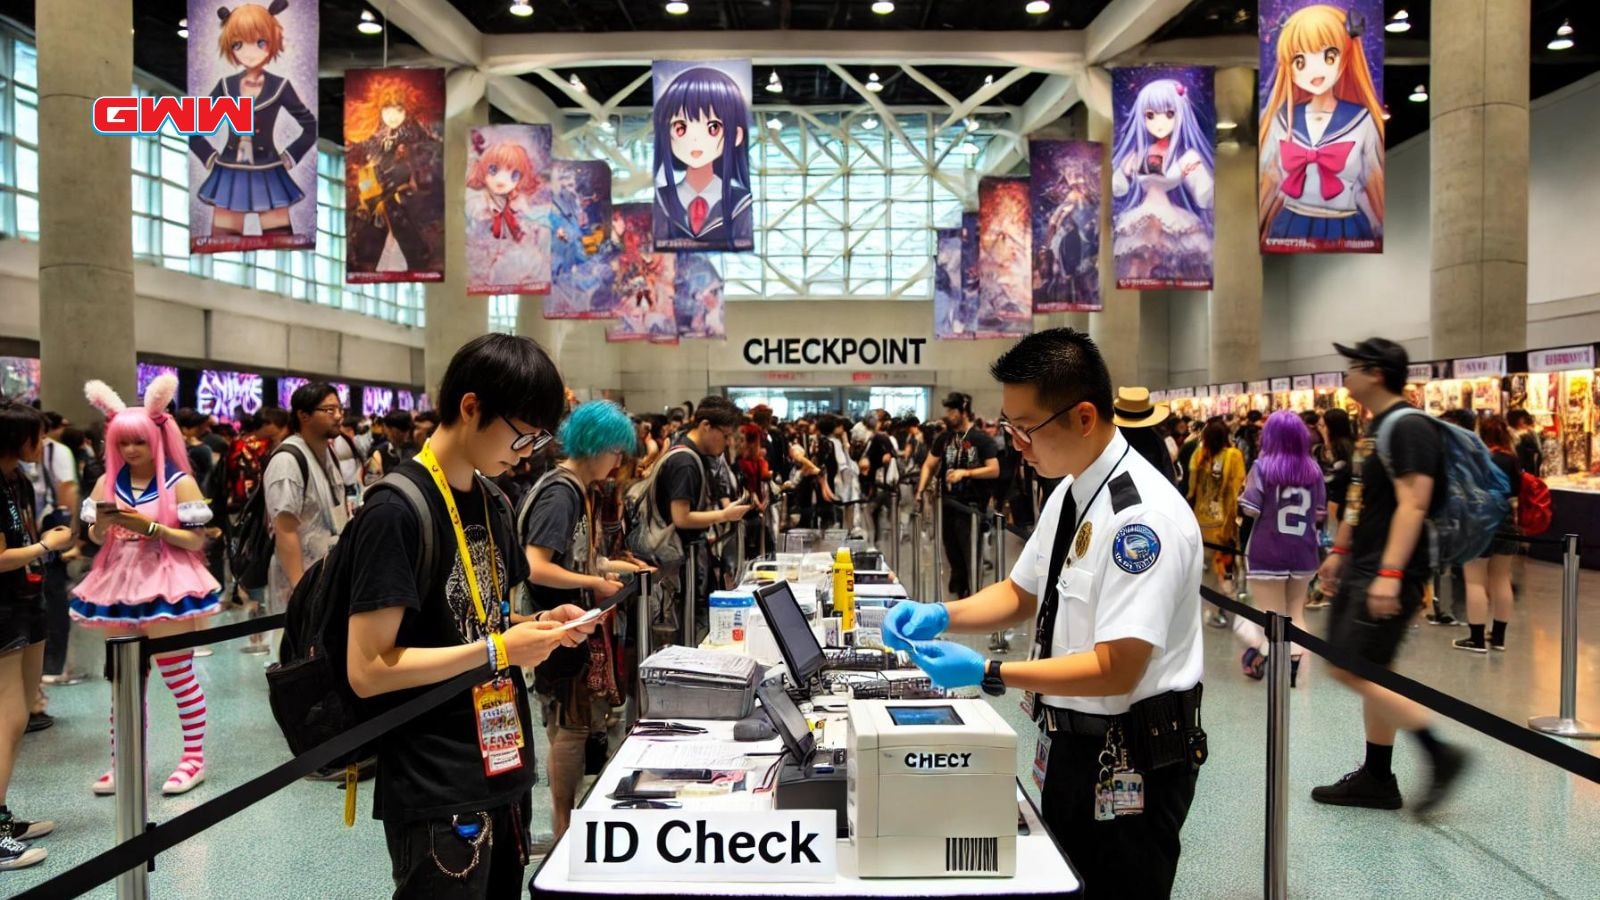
[91,772,115,796]
[163,759,206,795]
[0,835,45,870]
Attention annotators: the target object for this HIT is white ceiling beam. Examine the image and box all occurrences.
[937,67,1036,131]
[1084,0,1193,64]
[1108,34,1429,67]
[379,0,484,67]
[445,68,489,119]
[486,77,564,126]
[982,74,1084,176]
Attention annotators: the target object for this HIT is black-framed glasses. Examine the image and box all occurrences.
[315,404,345,416]
[999,403,1078,448]
[503,416,553,453]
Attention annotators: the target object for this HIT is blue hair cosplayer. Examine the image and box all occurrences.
[1111,78,1214,220]
[652,66,751,235]
[558,400,638,460]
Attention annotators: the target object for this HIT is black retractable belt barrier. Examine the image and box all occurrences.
[140,613,287,660]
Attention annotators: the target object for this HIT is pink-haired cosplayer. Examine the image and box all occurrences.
[70,375,219,796]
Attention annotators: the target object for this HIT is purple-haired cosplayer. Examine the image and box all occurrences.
[652,67,753,250]
[1111,78,1214,284]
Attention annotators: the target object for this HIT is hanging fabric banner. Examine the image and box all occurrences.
[1030,139,1103,312]
[1110,66,1216,290]
[977,177,1032,339]
[673,253,727,340]
[934,227,973,340]
[651,59,755,252]
[187,0,318,254]
[344,68,446,283]
[1258,1,1385,253]
[546,160,616,319]
[606,203,678,344]
[464,124,552,295]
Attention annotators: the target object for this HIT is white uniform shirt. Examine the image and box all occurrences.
[1009,431,1204,716]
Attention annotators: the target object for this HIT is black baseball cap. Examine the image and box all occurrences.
[940,391,972,413]
[1334,337,1408,373]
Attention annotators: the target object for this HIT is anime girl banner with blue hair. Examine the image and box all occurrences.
[674,254,727,340]
[1030,139,1102,312]
[1259,0,1384,253]
[466,125,552,295]
[187,0,317,254]
[545,160,616,319]
[651,59,755,253]
[977,177,1033,338]
[1111,66,1216,290]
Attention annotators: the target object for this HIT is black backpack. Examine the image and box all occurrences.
[228,444,308,591]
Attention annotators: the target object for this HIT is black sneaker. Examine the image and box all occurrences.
[1452,637,1488,654]
[0,815,54,841]
[1427,613,1457,626]
[25,712,53,733]
[1414,743,1470,818]
[1311,767,1403,809]
[0,834,45,870]
[1489,640,1506,652]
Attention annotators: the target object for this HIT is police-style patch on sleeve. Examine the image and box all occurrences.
[1109,471,1142,514]
[1111,523,1161,574]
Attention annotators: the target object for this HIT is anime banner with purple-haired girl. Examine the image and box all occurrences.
[1030,139,1103,312]
[651,59,754,252]
[545,160,616,318]
[465,124,552,295]
[1111,66,1216,290]
[977,177,1032,339]
[606,203,678,344]
[187,0,317,253]
[933,227,972,340]
[1259,0,1384,253]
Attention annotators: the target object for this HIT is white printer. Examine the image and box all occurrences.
[846,699,1017,878]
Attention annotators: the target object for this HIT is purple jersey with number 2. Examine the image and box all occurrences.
[1239,467,1326,578]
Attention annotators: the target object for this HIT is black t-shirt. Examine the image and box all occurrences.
[864,434,896,487]
[934,426,1000,504]
[1515,432,1542,479]
[1346,405,1443,579]
[521,469,590,614]
[1,471,41,606]
[655,439,711,544]
[346,460,534,822]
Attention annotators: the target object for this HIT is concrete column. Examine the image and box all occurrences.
[37,0,136,421]
[1086,111,1140,390]
[1208,67,1263,384]
[1430,0,1529,357]
[516,298,624,399]
[424,98,489,393]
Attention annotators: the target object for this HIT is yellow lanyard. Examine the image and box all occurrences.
[417,441,502,631]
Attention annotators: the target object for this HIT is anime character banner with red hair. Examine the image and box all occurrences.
[187,0,318,253]
[343,68,445,283]
[465,124,552,294]
[606,203,679,344]
[1259,0,1384,253]
[976,177,1032,339]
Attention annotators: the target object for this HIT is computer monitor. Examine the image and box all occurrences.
[756,678,816,766]
[755,580,824,687]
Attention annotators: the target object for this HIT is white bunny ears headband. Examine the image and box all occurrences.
[85,373,178,423]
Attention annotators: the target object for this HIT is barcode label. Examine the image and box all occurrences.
[944,837,999,872]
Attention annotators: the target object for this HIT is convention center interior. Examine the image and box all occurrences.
[0,0,1598,897]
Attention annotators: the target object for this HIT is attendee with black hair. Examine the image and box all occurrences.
[369,410,415,479]
[264,384,354,634]
[1505,408,1543,478]
[411,409,440,447]
[1114,387,1178,486]
[917,391,1000,599]
[656,397,750,624]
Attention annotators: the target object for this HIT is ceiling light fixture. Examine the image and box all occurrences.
[866,71,883,93]
[1548,19,1574,51]
[358,9,383,34]
[1408,83,1428,103]
[509,1,534,17]
[862,116,879,130]
[767,115,784,130]
[1025,0,1051,14]
[569,73,588,94]
[766,71,783,93]
[1216,118,1238,130]
[177,17,188,38]
[983,74,994,86]
[871,1,895,14]
[1384,9,1410,33]
[665,1,690,14]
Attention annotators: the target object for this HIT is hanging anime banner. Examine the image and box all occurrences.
[1111,66,1216,290]
[977,177,1032,339]
[1030,139,1103,312]
[606,203,678,344]
[186,0,317,253]
[651,59,755,253]
[933,228,972,340]
[545,160,616,319]
[463,124,552,295]
[344,68,446,283]
[1259,0,1385,253]
[673,254,727,340]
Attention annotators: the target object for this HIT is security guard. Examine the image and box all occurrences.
[884,328,1206,899]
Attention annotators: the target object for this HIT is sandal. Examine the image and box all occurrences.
[91,772,115,796]
[162,758,206,796]
[1240,647,1267,681]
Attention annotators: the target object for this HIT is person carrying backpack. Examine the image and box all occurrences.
[1453,416,1522,654]
[1313,338,1469,816]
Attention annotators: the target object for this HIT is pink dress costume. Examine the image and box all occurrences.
[69,468,221,627]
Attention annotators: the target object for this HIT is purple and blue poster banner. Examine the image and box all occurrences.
[1258,0,1385,253]
[674,253,727,340]
[466,124,553,295]
[546,160,617,319]
[977,177,1032,339]
[651,59,755,252]
[1030,139,1103,312]
[933,228,972,340]
[1111,65,1215,290]
[137,363,179,398]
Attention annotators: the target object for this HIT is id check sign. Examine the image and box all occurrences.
[570,810,837,883]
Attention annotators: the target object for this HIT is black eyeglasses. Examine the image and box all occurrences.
[998,403,1079,448]
[503,416,553,453]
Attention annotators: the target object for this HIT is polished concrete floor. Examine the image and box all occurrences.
[4,554,1598,898]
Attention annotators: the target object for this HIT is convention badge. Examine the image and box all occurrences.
[1093,782,1116,822]
[1111,524,1162,575]
[473,677,526,777]
[1072,521,1092,561]
[1112,771,1145,816]
[1031,733,1052,792]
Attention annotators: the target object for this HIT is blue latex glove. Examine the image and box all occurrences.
[882,601,950,652]
[909,640,985,690]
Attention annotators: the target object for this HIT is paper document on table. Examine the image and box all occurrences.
[613,740,756,771]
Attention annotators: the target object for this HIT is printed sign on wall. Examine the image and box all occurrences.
[546,160,617,319]
[1030,139,1102,312]
[977,177,1032,339]
[651,60,754,252]
[344,68,446,283]
[1111,66,1216,290]
[465,125,553,295]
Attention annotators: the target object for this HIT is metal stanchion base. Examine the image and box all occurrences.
[988,631,1011,653]
[1528,715,1600,740]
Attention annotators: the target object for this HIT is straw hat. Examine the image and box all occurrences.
[1113,386,1170,429]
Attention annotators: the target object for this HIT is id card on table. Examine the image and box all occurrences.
[473,677,526,777]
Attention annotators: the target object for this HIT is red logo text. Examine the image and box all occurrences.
[92,96,253,136]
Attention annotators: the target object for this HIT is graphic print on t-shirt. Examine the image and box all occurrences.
[1342,436,1374,529]
[444,523,510,641]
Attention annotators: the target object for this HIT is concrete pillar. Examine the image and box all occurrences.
[1429,0,1529,357]
[424,98,490,393]
[516,298,624,400]
[1208,67,1263,384]
[1086,111,1140,390]
[37,0,136,422]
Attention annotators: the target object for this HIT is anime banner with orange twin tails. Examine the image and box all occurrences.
[343,68,446,284]
[465,125,552,295]
[187,0,317,254]
[1258,0,1385,254]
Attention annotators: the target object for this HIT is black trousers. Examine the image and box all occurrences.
[41,557,71,676]
[383,796,530,900]
[1039,731,1199,899]
[942,502,978,597]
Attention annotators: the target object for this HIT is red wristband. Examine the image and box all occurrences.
[1330,546,1350,556]
[1377,568,1404,579]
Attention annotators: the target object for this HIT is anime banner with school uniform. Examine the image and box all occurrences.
[1030,139,1103,312]
[187,0,317,253]
[1110,66,1216,290]
[606,203,678,344]
[933,227,973,340]
[976,177,1032,339]
[343,68,446,283]
[1258,0,1384,253]
[673,253,727,340]
[651,59,755,253]
[545,160,617,319]
[464,124,552,295]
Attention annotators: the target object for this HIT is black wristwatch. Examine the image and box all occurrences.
[981,659,1005,696]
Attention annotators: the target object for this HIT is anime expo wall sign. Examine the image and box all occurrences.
[1110,66,1216,290]
[546,160,616,319]
[187,0,317,253]
[1030,139,1103,313]
[465,124,553,295]
[651,60,755,253]
[977,177,1032,339]
[606,203,678,344]
[1258,0,1385,253]
[343,68,446,284]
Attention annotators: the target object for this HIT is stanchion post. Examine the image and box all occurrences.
[683,542,701,647]
[967,504,980,598]
[890,489,902,574]
[1264,611,1290,900]
[1530,533,1599,739]
[110,636,150,900]
[932,496,945,603]
[733,519,747,584]
[991,509,1006,587]
[628,570,653,730]
[909,508,923,600]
